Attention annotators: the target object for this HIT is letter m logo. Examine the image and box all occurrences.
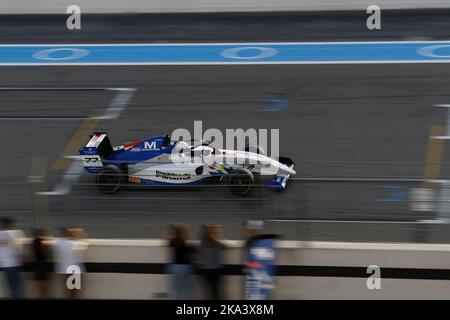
[144,141,157,150]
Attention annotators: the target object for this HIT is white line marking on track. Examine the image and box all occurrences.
[0,87,135,121]
[0,87,111,90]
[6,60,450,66]
[36,161,82,196]
[0,117,89,120]
[431,103,450,137]
[267,219,450,224]
[92,88,136,120]
[3,41,450,46]
[36,87,136,196]
[289,177,422,182]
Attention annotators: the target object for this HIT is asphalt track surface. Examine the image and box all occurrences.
[2,11,450,241]
[1,64,450,242]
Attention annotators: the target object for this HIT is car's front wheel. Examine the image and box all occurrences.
[95,165,123,194]
[227,168,254,195]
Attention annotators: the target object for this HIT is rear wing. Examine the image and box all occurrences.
[79,132,114,172]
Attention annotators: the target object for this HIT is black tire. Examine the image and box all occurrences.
[227,168,254,195]
[95,165,123,194]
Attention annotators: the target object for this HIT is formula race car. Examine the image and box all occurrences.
[79,132,296,195]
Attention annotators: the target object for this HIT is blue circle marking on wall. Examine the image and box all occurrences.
[417,45,450,58]
[221,47,278,60]
[32,48,90,61]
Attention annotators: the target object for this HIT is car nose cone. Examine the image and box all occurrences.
[278,163,296,175]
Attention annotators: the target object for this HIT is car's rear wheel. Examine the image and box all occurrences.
[227,168,254,195]
[95,165,123,194]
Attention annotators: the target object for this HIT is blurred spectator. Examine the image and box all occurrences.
[31,228,52,299]
[197,224,226,300]
[54,227,88,299]
[167,224,196,300]
[0,217,25,299]
[243,220,279,300]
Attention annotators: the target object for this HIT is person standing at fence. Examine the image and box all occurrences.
[31,228,52,298]
[54,227,88,299]
[167,224,196,300]
[197,224,226,300]
[243,220,278,300]
[0,217,25,299]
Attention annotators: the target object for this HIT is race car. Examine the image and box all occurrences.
[79,132,296,195]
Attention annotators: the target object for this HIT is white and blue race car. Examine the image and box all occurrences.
[79,132,296,195]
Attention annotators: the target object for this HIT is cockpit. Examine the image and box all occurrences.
[172,140,219,160]
[190,145,216,158]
